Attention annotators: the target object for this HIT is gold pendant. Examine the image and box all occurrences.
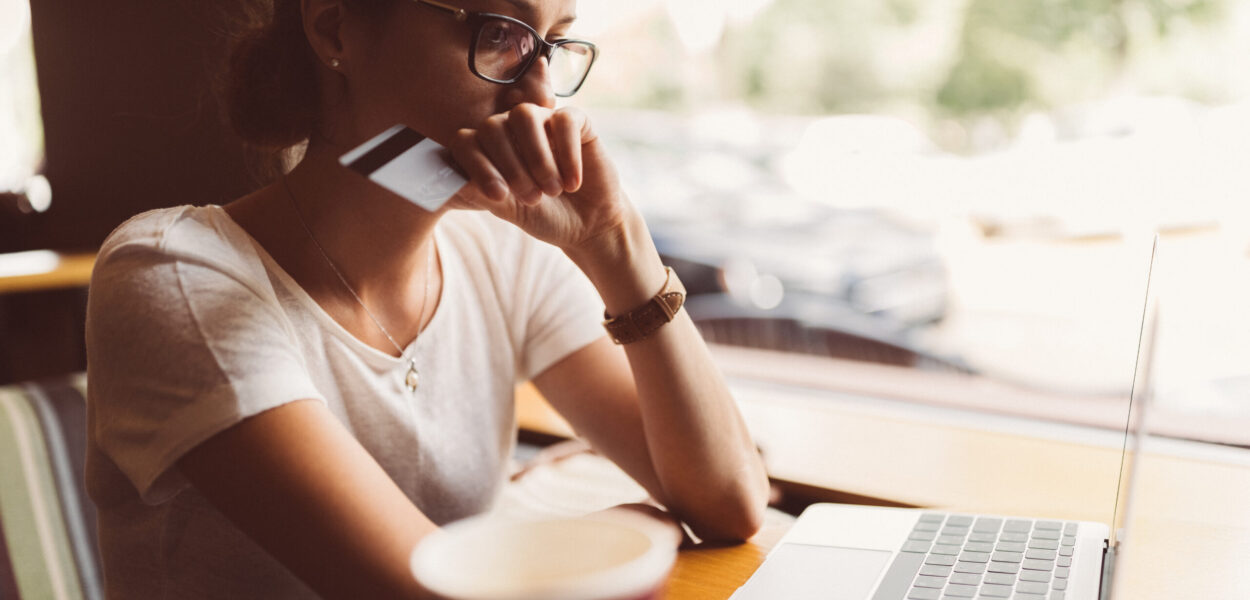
[404,360,420,392]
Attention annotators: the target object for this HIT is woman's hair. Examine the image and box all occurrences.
[221,0,388,179]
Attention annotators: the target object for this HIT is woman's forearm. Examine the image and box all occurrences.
[565,212,771,542]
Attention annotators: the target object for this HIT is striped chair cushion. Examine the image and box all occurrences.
[0,374,101,600]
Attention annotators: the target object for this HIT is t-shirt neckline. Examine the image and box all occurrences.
[206,204,453,365]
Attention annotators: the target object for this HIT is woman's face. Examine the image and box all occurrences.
[340,0,580,146]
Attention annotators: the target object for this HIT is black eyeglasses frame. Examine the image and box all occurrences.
[411,0,599,97]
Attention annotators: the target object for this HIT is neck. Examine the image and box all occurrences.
[283,137,444,299]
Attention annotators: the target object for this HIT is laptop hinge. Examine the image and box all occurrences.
[1098,540,1117,600]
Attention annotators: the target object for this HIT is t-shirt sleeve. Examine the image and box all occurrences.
[510,236,607,380]
[86,223,324,505]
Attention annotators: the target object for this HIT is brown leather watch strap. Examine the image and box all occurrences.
[602,267,686,344]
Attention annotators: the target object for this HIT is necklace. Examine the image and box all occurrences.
[283,175,435,393]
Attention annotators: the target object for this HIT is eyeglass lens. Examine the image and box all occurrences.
[474,17,594,95]
[475,19,535,80]
[547,43,594,94]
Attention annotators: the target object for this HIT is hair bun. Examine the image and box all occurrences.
[224,0,317,151]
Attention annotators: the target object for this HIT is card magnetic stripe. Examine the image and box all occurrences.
[345,127,427,177]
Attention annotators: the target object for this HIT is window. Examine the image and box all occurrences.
[569,0,1250,445]
[0,0,49,215]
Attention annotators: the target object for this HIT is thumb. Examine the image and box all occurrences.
[444,182,487,212]
[446,180,523,224]
[448,179,512,212]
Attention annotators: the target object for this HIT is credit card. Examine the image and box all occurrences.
[338,124,468,212]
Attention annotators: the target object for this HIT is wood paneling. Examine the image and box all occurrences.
[15,1,258,253]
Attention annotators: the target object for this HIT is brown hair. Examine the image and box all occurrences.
[221,0,389,179]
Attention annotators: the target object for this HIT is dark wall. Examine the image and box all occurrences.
[8,0,258,253]
[1,2,260,384]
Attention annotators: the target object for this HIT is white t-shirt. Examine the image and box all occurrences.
[84,205,605,599]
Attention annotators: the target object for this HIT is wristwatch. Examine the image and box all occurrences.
[602,267,686,345]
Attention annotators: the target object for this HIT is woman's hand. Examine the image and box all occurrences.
[445,104,633,253]
[447,109,771,544]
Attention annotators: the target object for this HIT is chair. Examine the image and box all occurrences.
[0,373,102,600]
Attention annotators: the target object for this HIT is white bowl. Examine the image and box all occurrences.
[410,513,677,600]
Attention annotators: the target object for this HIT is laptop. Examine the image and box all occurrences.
[731,237,1160,600]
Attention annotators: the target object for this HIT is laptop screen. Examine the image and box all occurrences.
[1108,234,1160,552]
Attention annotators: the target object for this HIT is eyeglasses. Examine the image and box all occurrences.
[412,0,599,97]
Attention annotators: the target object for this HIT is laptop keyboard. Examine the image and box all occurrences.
[880,513,1078,600]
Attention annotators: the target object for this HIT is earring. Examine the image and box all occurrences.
[329,58,341,68]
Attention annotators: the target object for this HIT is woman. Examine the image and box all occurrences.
[84,0,770,597]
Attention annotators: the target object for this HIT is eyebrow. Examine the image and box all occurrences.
[497,0,577,27]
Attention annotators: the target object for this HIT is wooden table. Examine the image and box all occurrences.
[0,250,96,383]
[516,355,1250,599]
[24,249,1248,596]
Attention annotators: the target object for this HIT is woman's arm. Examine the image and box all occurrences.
[534,217,771,544]
[449,103,770,543]
[177,399,437,599]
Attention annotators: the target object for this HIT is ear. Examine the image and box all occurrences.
[301,0,347,67]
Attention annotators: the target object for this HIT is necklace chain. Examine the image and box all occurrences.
[283,176,434,390]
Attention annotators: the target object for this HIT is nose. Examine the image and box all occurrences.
[502,54,556,110]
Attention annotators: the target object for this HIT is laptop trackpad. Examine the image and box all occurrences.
[732,543,892,600]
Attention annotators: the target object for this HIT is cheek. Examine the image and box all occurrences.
[405,73,499,145]
[356,35,499,143]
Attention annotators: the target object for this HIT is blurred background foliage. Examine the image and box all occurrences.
[569,0,1250,416]
[583,0,1231,151]
[936,0,1225,115]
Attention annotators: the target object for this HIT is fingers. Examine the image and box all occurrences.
[481,114,544,206]
[450,128,509,203]
[548,108,585,192]
[447,104,586,208]
[506,104,565,199]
